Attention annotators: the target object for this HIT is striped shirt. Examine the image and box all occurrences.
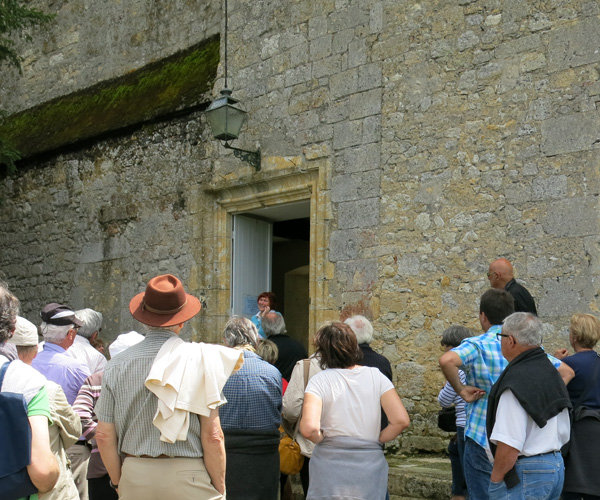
[220,351,282,430]
[438,370,467,428]
[73,371,106,478]
[95,331,204,458]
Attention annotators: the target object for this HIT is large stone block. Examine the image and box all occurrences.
[349,88,382,120]
[329,228,375,261]
[531,175,567,200]
[548,17,600,72]
[358,63,382,92]
[541,197,599,237]
[333,120,363,149]
[330,68,359,99]
[331,169,380,202]
[335,258,378,291]
[538,276,595,318]
[541,112,600,156]
[335,143,381,173]
[337,198,379,229]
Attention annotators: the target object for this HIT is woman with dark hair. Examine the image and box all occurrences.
[300,321,410,500]
[251,292,277,339]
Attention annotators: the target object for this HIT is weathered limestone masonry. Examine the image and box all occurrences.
[1,0,600,451]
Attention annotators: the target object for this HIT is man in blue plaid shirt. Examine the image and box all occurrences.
[440,289,514,500]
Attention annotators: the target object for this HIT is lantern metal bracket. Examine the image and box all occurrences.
[223,141,261,171]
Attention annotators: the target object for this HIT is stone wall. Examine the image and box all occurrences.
[1,0,221,114]
[2,0,600,450]
[0,114,218,340]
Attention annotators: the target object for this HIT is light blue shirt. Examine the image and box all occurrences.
[32,342,90,405]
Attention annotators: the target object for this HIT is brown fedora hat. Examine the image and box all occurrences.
[129,274,201,327]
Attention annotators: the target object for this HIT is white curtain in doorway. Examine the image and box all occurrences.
[231,215,272,317]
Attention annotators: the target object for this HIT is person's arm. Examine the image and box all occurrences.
[379,388,410,443]
[554,348,569,360]
[557,361,575,385]
[96,421,121,491]
[282,362,305,423]
[200,409,226,495]
[439,351,485,402]
[490,442,520,483]
[73,378,100,441]
[52,385,82,449]
[28,415,60,493]
[300,392,324,443]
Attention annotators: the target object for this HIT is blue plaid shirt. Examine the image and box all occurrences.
[220,351,282,431]
[452,325,506,448]
[454,325,562,449]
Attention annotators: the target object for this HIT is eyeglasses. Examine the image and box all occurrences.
[496,333,510,341]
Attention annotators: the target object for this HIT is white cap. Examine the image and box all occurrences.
[9,316,39,347]
[109,331,144,358]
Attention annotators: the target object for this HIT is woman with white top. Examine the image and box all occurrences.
[300,321,410,500]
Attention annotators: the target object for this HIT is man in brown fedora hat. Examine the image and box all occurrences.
[95,275,226,500]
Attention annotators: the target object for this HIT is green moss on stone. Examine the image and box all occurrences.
[0,34,220,160]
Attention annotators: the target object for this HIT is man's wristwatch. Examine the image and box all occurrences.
[109,479,118,490]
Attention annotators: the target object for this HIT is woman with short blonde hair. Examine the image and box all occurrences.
[555,313,600,499]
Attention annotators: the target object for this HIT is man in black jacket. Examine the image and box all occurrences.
[344,315,393,428]
[488,258,538,315]
[262,312,307,382]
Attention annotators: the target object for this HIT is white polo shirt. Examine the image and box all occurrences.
[489,389,570,457]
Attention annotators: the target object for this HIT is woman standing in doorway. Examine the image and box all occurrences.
[252,292,277,339]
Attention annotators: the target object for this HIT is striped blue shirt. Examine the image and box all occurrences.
[220,351,282,430]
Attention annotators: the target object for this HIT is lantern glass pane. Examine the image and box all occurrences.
[206,97,248,141]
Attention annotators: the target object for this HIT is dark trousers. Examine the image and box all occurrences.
[89,474,118,500]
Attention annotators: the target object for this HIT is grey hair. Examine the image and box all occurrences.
[75,308,103,339]
[502,312,543,347]
[344,315,374,344]
[0,280,19,343]
[223,316,259,348]
[40,322,73,344]
[262,312,286,337]
[441,325,474,348]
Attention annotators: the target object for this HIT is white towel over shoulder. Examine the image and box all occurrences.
[145,337,244,443]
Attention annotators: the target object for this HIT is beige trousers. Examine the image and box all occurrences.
[119,457,224,500]
[66,443,91,500]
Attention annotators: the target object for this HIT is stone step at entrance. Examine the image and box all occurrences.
[388,455,453,499]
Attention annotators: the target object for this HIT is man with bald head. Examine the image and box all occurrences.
[488,258,537,315]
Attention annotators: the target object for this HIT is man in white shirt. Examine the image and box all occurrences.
[487,312,571,500]
[69,309,107,375]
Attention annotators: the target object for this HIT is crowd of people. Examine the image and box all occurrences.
[0,256,599,500]
[438,259,600,500]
